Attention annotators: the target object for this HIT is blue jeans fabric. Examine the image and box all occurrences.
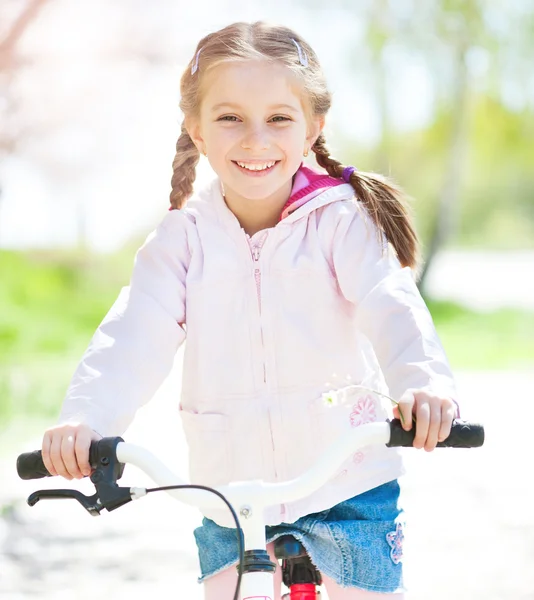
[194,480,405,594]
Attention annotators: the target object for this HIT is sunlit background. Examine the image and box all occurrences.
[1,1,533,599]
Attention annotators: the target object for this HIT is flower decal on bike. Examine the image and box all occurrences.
[352,451,365,464]
[349,394,377,427]
[386,522,404,565]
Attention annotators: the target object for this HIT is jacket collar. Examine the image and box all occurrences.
[280,164,343,220]
[282,183,354,224]
[185,171,355,230]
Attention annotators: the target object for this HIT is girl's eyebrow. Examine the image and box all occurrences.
[210,102,300,113]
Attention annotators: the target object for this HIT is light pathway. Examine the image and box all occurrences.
[1,357,532,599]
[424,250,534,311]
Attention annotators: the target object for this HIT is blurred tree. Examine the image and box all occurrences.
[0,0,180,251]
[0,0,50,230]
[399,0,534,274]
[363,0,395,174]
[412,0,487,291]
[323,0,533,286]
[0,0,50,152]
[359,0,490,290]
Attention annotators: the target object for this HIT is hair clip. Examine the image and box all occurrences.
[191,48,203,75]
[290,38,308,67]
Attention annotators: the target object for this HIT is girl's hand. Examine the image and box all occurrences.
[42,423,102,480]
[393,390,457,452]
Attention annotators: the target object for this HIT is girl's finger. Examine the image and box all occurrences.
[425,401,442,452]
[74,430,93,477]
[50,433,72,480]
[41,432,56,476]
[397,392,415,431]
[438,402,456,442]
[413,400,430,449]
[61,433,83,479]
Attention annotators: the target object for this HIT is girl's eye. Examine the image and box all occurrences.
[217,115,292,123]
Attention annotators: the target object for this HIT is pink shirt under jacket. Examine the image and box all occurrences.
[59,175,457,527]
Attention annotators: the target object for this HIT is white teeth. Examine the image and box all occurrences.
[236,161,276,171]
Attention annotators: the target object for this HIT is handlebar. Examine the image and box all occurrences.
[17,418,484,482]
[16,419,484,515]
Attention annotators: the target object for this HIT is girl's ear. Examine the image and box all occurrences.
[185,118,205,155]
[306,115,325,147]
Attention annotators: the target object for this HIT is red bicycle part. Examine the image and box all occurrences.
[290,583,318,599]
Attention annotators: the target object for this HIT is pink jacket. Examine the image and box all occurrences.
[60,171,456,526]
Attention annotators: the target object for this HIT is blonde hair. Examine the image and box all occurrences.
[170,21,419,270]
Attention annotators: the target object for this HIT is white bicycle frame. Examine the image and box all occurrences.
[117,421,392,600]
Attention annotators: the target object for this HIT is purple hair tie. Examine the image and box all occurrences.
[342,166,357,183]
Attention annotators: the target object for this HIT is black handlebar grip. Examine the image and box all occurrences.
[387,418,484,448]
[16,442,104,481]
[16,450,52,480]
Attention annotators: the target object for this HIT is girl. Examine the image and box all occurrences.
[41,21,458,599]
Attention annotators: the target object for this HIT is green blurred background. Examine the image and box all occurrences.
[1,0,533,429]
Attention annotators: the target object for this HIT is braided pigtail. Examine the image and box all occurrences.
[312,134,420,271]
[169,123,200,209]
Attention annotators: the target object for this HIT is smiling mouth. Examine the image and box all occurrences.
[232,160,280,174]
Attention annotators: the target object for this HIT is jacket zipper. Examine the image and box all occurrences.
[249,233,268,381]
[252,245,262,311]
[248,232,279,481]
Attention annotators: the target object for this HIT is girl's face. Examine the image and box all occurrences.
[188,60,323,203]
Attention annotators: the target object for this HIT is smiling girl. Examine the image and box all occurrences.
[41,21,458,599]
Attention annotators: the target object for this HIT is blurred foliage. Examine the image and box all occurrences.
[461,97,534,246]
[345,93,534,250]
[0,248,133,422]
[333,0,534,266]
[1,248,533,423]
[426,299,534,371]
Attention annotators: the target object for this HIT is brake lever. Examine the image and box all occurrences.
[26,436,133,516]
[27,489,103,516]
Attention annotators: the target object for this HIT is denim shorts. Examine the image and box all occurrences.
[194,480,405,594]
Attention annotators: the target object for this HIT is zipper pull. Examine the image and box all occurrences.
[252,247,260,261]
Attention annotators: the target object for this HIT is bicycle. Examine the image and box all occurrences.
[17,416,484,600]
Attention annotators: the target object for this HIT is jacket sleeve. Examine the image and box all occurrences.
[58,211,189,435]
[331,204,457,403]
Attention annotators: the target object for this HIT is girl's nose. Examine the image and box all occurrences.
[240,125,270,152]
